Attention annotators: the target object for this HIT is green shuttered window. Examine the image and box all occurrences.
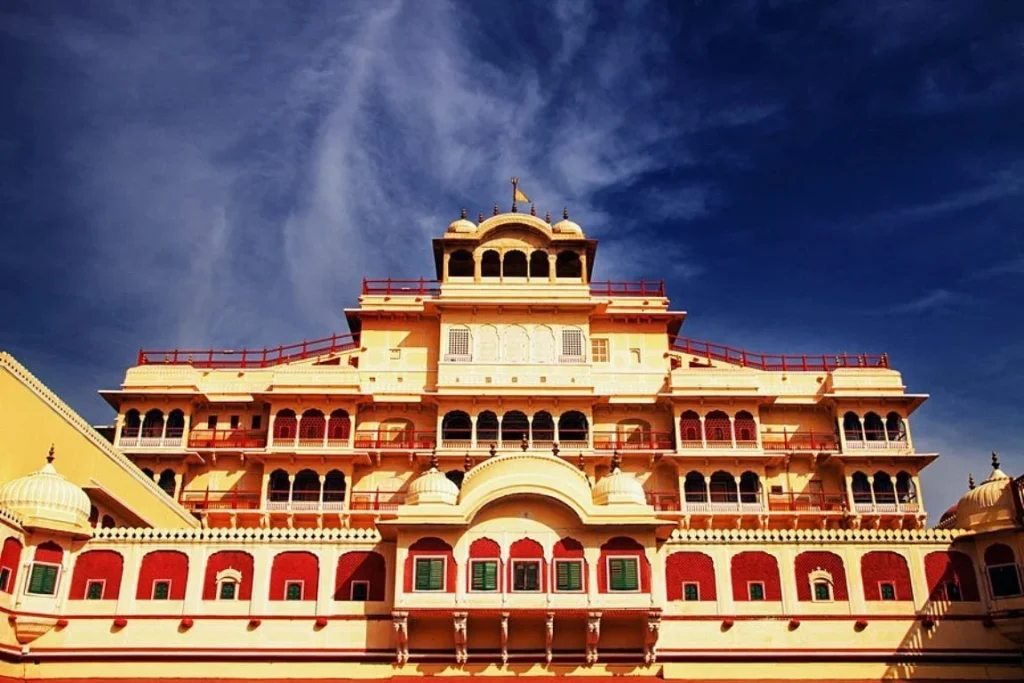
[415,558,445,591]
[152,581,170,600]
[286,582,302,600]
[27,564,58,596]
[513,561,541,591]
[86,581,104,600]
[608,557,639,591]
[471,560,498,591]
[556,560,583,591]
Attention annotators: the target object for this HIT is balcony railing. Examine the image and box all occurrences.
[271,431,353,449]
[762,430,840,452]
[362,278,440,296]
[349,490,405,512]
[118,427,183,448]
[137,333,359,369]
[843,431,912,453]
[589,280,666,297]
[180,490,261,512]
[266,490,346,512]
[679,497,766,514]
[187,429,268,449]
[353,430,436,450]
[646,491,681,511]
[669,337,889,371]
[594,431,675,450]
[852,499,921,514]
[767,492,847,513]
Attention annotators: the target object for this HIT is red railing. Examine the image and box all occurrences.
[669,337,889,371]
[137,333,359,368]
[645,491,681,511]
[767,492,847,513]
[353,430,437,449]
[361,279,440,296]
[589,280,666,297]
[187,429,268,449]
[180,489,260,512]
[762,430,840,452]
[349,490,405,512]
[593,431,675,450]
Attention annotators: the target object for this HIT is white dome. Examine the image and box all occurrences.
[0,448,92,537]
[552,208,583,235]
[955,455,1017,533]
[407,465,459,506]
[447,210,477,234]
[592,466,646,506]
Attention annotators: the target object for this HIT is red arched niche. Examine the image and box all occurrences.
[795,551,849,601]
[666,551,716,601]
[0,538,23,594]
[69,550,124,600]
[136,550,189,600]
[924,550,979,601]
[404,538,455,594]
[269,551,319,601]
[731,551,782,601]
[598,537,650,593]
[202,551,254,600]
[861,551,913,601]
[335,551,387,601]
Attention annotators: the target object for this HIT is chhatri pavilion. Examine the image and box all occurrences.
[0,197,1022,682]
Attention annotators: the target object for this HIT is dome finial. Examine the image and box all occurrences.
[968,472,975,489]
[47,444,55,464]
[577,452,585,471]
[563,206,569,220]
[530,204,536,217]
[493,203,500,216]
[521,435,529,452]
[545,211,551,223]
[610,449,621,473]
[552,442,560,458]
[478,212,484,224]
[489,443,496,457]
[464,452,472,471]
[429,448,439,472]
[460,208,467,219]
[991,451,1000,470]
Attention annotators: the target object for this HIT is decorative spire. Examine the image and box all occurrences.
[493,203,500,216]
[489,443,496,457]
[460,208,467,219]
[577,452,585,471]
[530,204,536,217]
[552,442,560,458]
[464,452,472,472]
[521,435,529,452]
[429,448,439,472]
[545,211,551,223]
[610,449,621,472]
[47,444,55,464]
[478,212,484,223]
[968,473,975,490]
[563,206,569,220]
[991,451,1000,470]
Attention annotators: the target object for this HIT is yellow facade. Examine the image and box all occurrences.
[0,208,1022,682]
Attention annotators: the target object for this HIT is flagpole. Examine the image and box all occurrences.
[511,176,518,213]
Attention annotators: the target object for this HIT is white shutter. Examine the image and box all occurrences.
[503,326,529,363]
[447,327,471,361]
[477,325,499,363]
[532,326,555,364]
[560,328,584,363]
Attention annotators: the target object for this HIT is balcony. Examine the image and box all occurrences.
[593,431,674,451]
[137,333,359,369]
[852,497,921,515]
[589,280,666,298]
[180,489,404,514]
[353,430,436,450]
[180,490,261,512]
[187,429,267,450]
[670,337,889,371]
[361,278,440,297]
[649,491,851,515]
[266,490,346,512]
[767,492,847,513]
[270,433,353,449]
[762,430,840,453]
[118,427,183,449]
[843,431,913,454]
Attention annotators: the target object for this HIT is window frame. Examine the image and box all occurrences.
[284,580,304,601]
[682,582,700,602]
[25,562,60,597]
[0,566,11,592]
[590,338,609,363]
[812,579,833,602]
[350,580,370,601]
[413,555,447,593]
[559,327,585,363]
[553,558,584,593]
[747,581,765,601]
[151,579,172,600]
[85,579,106,600]
[878,581,897,601]
[987,563,1023,598]
[445,327,472,362]
[605,556,641,593]
[218,579,239,601]
[511,559,543,593]
[468,559,500,593]
[943,580,962,602]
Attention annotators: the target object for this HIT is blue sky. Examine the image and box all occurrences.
[1,1,1022,515]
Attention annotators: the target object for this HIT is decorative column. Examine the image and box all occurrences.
[548,253,557,283]
[753,414,763,450]
[759,475,768,513]
[844,474,855,513]
[858,416,867,442]
[586,413,594,450]
[173,472,184,501]
[699,416,707,449]
[287,473,296,511]
[867,474,877,508]
[260,471,271,510]
[554,417,560,444]
[470,415,478,449]
[436,413,444,449]
[912,474,926,513]
[904,419,915,451]
[836,415,847,452]
[729,416,737,449]
[527,414,534,449]
[181,412,192,447]
[733,475,742,512]
[443,251,451,280]
[473,251,481,282]
[673,408,683,453]
[268,411,278,448]
[496,415,503,446]
[113,413,124,446]
[348,412,356,450]
[579,251,588,285]
[160,415,168,446]
[703,474,711,508]
[318,474,326,510]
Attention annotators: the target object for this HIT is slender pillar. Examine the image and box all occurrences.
[496,415,503,446]
[733,475,742,512]
[844,474,855,513]
[699,416,707,449]
[318,474,326,510]
[867,475,876,508]
[579,251,588,285]
[753,415,763,450]
[470,415,478,449]
[268,412,278,447]
[858,416,867,442]
[548,254,557,283]
[287,473,296,511]
[836,415,847,452]
[436,413,444,449]
[729,416,737,449]
[703,474,711,507]
[527,415,534,449]
[673,408,683,453]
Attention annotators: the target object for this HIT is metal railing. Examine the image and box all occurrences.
[118,427,183,448]
[767,492,847,513]
[349,490,405,512]
[179,490,261,512]
[137,333,359,368]
[361,279,440,296]
[762,430,840,452]
[593,431,675,450]
[669,337,889,371]
[589,280,666,297]
[187,429,267,449]
[353,430,437,450]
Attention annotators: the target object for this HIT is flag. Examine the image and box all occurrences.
[514,186,530,203]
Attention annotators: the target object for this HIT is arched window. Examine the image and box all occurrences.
[323,470,346,505]
[532,411,555,443]
[268,469,290,502]
[734,411,757,445]
[477,324,500,362]
[292,469,320,505]
[141,467,155,480]
[502,411,529,443]
[851,471,872,504]
[101,515,115,529]
[445,470,465,489]
[531,325,555,363]
[503,325,529,363]
[861,551,912,601]
[298,409,326,447]
[709,471,737,503]
[530,250,549,278]
[811,575,834,601]
[503,250,527,277]
[477,411,499,444]
[406,538,455,594]
[704,411,731,445]
[166,410,185,440]
[142,409,164,439]
[558,411,589,445]
[335,551,386,601]
[122,409,141,438]
[442,411,472,442]
[886,412,906,441]
[269,551,319,601]
[683,471,706,503]
[895,471,916,504]
[985,544,1022,598]
[327,410,351,444]
[69,550,124,600]
[925,550,980,602]
[864,412,884,441]
[872,471,896,505]
[273,409,297,444]
[89,505,99,527]
[795,551,848,602]
[739,471,760,504]
[448,249,474,278]
[555,250,582,278]
[203,551,253,601]
[26,542,63,596]
[843,412,862,442]
[599,537,649,593]
[666,552,716,601]
[481,250,501,278]
[731,551,781,602]
[679,411,701,444]
[157,469,176,498]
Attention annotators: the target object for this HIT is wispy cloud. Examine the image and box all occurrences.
[873,288,979,315]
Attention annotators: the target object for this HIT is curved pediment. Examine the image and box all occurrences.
[476,213,556,241]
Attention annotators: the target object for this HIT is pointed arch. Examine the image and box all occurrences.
[477,324,500,362]
[531,324,555,363]
[503,325,529,363]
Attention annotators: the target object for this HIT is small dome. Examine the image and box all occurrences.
[954,453,1018,533]
[592,462,646,506]
[407,459,459,506]
[0,448,92,538]
[552,208,583,235]
[447,209,476,234]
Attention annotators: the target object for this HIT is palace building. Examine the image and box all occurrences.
[1,202,1023,682]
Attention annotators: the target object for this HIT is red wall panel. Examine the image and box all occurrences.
[861,551,912,601]
[597,537,650,593]
[795,551,849,601]
[136,550,189,600]
[69,550,124,600]
[731,551,782,601]
[269,551,319,601]
[925,550,980,601]
[403,537,455,594]
[335,551,386,601]
[665,551,716,601]
[0,538,22,594]
[202,551,254,600]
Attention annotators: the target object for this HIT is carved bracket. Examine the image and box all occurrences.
[454,612,468,665]
[586,611,601,665]
[393,611,409,665]
[545,611,555,664]
[500,612,510,665]
[644,610,661,665]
